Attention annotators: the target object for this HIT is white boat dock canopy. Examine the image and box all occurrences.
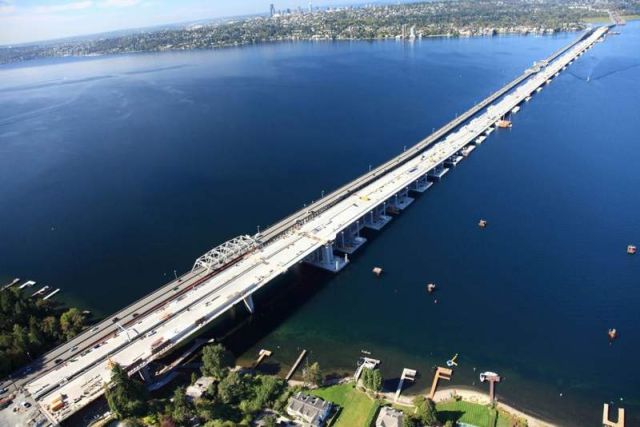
[193,235,258,272]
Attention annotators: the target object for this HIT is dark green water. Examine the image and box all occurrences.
[1,23,639,426]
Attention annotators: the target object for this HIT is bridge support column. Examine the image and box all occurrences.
[395,187,414,210]
[428,163,449,182]
[364,203,393,231]
[305,242,349,272]
[335,220,367,254]
[243,295,255,314]
[410,174,433,193]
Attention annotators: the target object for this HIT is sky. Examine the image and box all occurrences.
[0,0,371,45]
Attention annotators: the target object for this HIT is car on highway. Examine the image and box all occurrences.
[54,358,63,365]
[0,387,8,395]
[91,326,99,332]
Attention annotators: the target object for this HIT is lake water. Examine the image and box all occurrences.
[1,23,639,426]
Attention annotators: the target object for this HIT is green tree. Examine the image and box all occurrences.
[370,368,382,392]
[201,343,234,380]
[263,414,277,427]
[403,415,420,427]
[413,396,438,426]
[217,371,248,404]
[59,308,85,339]
[302,362,323,387]
[105,364,148,419]
[169,387,194,425]
[40,316,59,340]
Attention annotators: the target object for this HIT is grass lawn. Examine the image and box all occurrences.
[437,400,497,426]
[435,400,522,427]
[311,384,380,427]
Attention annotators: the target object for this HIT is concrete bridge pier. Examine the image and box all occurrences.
[336,220,367,254]
[428,163,449,182]
[364,204,392,231]
[305,241,349,272]
[394,187,414,210]
[243,294,255,314]
[410,174,433,193]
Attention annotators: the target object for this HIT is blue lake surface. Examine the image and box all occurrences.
[1,23,639,426]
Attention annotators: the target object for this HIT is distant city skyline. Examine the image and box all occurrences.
[0,0,378,45]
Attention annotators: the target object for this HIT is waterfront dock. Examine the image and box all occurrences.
[429,367,453,399]
[2,278,20,290]
[285,349,307,382]
[394,368,417,402]
[253,349,272,368]
[42,288,60,301]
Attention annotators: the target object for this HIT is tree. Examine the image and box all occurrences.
[404,416,420,427]
[217,371,248,404]
[263,414,277,427]
[413,396,438,426]
[169,387,194,425]
[201,343,234,380]
[60,308,85,339]
[370,368,383,392]
[302,362,323,387]
[41,316,59,340]
[105,364,148,419]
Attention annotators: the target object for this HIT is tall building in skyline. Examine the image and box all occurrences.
[270,3,276,17]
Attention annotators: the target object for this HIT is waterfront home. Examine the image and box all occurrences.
[286,392,332,426]
[375,406,404,427]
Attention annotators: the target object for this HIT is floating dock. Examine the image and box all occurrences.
[285,349,307,381]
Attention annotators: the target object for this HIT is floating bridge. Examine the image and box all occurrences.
[10,26,610,425]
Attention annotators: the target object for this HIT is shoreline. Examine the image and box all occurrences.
[432,386,556,427]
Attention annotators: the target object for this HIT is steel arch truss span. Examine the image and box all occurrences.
[193,235,258,272]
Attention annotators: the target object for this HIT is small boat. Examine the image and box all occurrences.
[427,283,437,293]
[478,219,488,228]
[608,328,618,342]
[511,106,521,114]
[627,245,636,255]
[361,350,371,355]
[372,267,383,276]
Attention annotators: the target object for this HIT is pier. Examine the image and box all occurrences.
[428,367,453,399]
[394,368,417,402]
[42,288,60,301]
[2,278,20,290]
[253,349,272,369]
[3,25,611,425]
[285,349,308,382]
[603,403,625,427]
